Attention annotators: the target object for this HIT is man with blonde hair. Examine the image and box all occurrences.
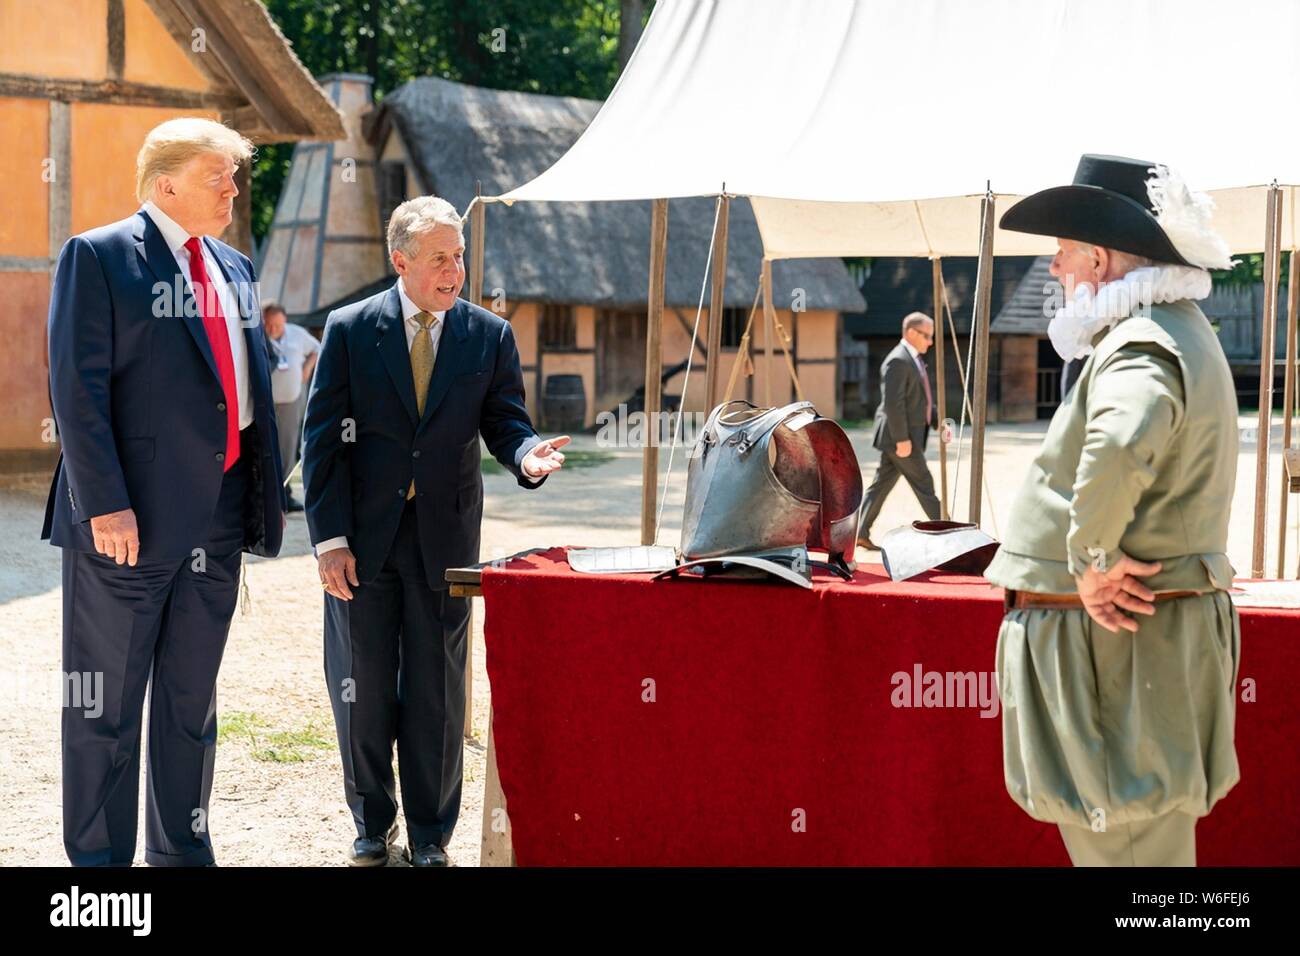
[44,117,284,865]
[304,194,568,866]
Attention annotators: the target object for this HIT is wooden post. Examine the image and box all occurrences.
[968,191,995,525]
[761,259,776,405]
[933,257,949,520]
[479,706,515,866]
[1277,246,1298,577]
[641,199,668,545]
[705,195,730,411]
[1252,184,1282,577]
[468,183,485,308]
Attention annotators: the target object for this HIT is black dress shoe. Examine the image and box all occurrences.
[348,822,399,867]
[408,843,450,867]
[285,495,304,513]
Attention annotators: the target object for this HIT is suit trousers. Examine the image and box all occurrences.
[323,498,471,848]
[1058,812,1197,866]
[275,392,306,479]
[857,441,941,538]
[61,446,248,866]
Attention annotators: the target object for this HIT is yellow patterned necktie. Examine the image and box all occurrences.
[407,310,437,500]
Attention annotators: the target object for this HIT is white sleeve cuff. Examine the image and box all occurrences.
[314,536,350,556]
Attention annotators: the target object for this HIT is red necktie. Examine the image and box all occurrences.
[185,237,240,471]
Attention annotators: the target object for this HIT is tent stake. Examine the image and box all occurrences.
[1252,184,1282,577]
[642,198,669,545]
[705,195,730,410]
[968,191,995,525]
[933,256,949,520]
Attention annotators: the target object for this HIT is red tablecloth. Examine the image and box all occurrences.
[481,548,1300,865]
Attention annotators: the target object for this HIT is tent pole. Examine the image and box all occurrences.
[968,191,995,525]
[761,259,775,405]
[1276,244,1297,577]
[469,182,485,308]
[1252,184,1282,577]
[705,195,730,410]
[642,198,669,546]
[933,256,949,520]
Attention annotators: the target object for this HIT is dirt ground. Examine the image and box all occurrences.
[0,415,1289,866]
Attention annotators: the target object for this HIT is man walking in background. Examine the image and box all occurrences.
[264,302,320,511]
[856,312,941,550]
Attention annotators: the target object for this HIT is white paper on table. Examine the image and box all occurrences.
[1228,580,1300,608]
[567,546,678,574]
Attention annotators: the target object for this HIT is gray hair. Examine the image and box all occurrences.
[902,311,933,334]
[386,195,463,257]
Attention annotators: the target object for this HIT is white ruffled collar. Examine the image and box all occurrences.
[1048,264,1212,361]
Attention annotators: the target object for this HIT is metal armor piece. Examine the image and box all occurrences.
[879,520,1000,582]
[678,400,864,570]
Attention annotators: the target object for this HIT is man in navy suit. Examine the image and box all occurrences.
[44,118,284,866]
[303,195,567,866]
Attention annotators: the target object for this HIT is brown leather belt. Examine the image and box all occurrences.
[1003,588,1205,611]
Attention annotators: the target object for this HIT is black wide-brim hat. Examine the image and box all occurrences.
[999,154,1192,267]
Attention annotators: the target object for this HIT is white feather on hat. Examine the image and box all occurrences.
[1145,164,1235,271]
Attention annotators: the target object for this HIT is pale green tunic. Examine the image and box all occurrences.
[985,299,1242,826]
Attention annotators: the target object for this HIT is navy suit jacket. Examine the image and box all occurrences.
[302,285,544,591]
[42,210,285,561]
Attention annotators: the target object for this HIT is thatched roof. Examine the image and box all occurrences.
[364,77,864,312]
[845,256,1037,338]
[144,0,344,142]
[991,256,1057,334]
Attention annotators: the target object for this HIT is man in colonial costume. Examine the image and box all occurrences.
[984,154,1241,866]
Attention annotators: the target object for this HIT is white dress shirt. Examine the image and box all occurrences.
[314,279,541,557]
[142,201,253,429]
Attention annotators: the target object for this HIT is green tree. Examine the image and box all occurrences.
[253,0,651,243]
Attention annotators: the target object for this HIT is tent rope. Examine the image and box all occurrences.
[721,278,763,403]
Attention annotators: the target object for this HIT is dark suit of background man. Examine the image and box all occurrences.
[856,312,942,549]
[303,195,569,867]
[44,118,284,866]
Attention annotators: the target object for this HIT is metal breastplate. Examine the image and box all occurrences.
[679,400,863,566]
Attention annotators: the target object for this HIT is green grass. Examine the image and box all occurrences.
[218,710,333,763]
[481,449,615,475]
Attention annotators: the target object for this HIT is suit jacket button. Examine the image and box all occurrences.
[412,450,421,458]
[397,488,404,496]
[216,452,225,462]
[217,402,226,412]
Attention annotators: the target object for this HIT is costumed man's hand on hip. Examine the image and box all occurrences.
[1076,553,1162,634]
[90,508,140,566]
[895,439,913,458]
[522,435,571,478]
[319,547,359,601]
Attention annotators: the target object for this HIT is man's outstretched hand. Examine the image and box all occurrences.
[522,435,570,479]
[1076,553,1163,633]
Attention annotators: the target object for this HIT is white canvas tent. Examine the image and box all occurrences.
[476,0,1300,574]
